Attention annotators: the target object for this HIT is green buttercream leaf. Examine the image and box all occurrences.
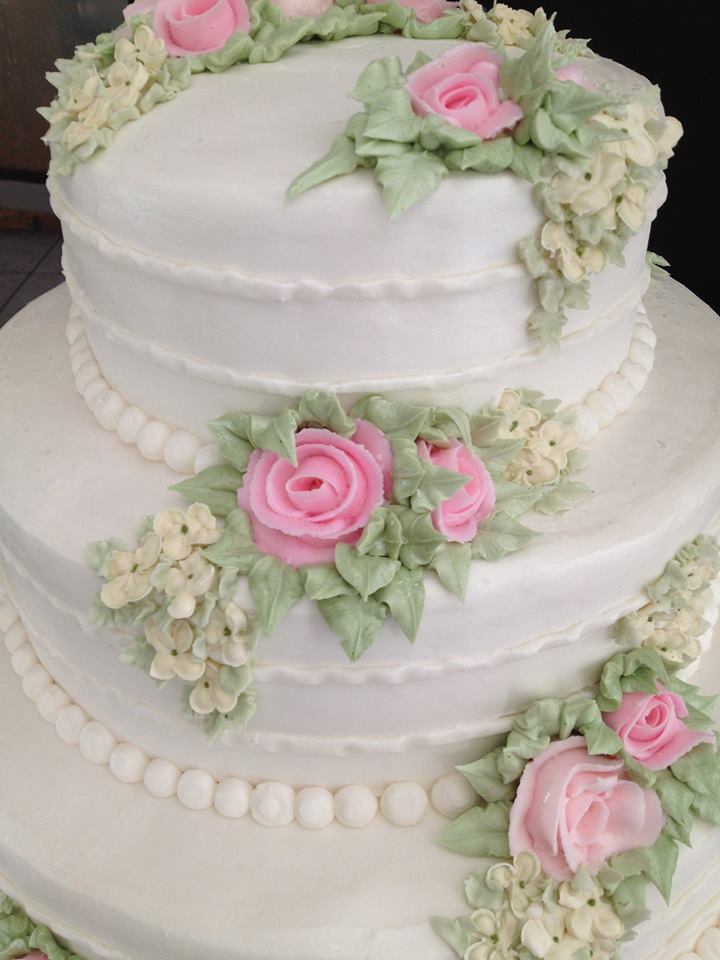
[518,236,551,279]
[406,50,432,74]
[647,251,671,278]
[502,19,555,100]
[351,395,429,439]
[654,771,696,846]
[609,832,679,903]
[411,462,470,513]
[356,506,404,560]
[375,150,448,218]
[510,142,544,183]
[355,136,411,158]
[351,54,405,105]
[537,273,565,313]
[430,541,472,600]
[119,636,155,672]
[438,801,511,858]
[596,648,669,712]
[307,5,383,40]
[471,512,537,562]
[445,136,514,173]
[363,89,422,143]
[296,390,356,436]
[528,306,564,349]
[376,564,425,641]
[429,916,476,959]
[335,544,400,601]
[457,750,513,803]
[85,538,126,576]
[464,871,506,911]
[395,507,446,569]
[203,508,261,574]
[204,686,256,739]
[302,564,355,600]
[670,743,720,824]
[562,277,590,310]
[600,872,649,923]
[208,415,254,471]
[534,480,591,515]
[287,133,364,199]
[248,17,313,62]
[530,108,587,156]
[317,592,387,660]
[474,438,524,471]
[425,406,473,447]
[247,554,304,635]
[492,480,543,519]
[546,81,617,128]
[240,408,301,463]
[390,436,425,503]
[470,412,503,447]
[171,464,244,517]
[403,11,464,38]
[418,113,480,152]
[195,30,253,72]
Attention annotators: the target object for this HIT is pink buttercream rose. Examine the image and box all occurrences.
[416,440,495,543]
[406,44,523,140]
[602,684,715,772]
[366,0,455,24]
[555,63,595,91]
[237,422,392,567]
[124,0,250,56]
[509,736,664,881]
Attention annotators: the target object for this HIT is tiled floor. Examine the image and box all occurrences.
[0,229,63,328]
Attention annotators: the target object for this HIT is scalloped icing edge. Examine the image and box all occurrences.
[65,301,657,476]
[0,580,486,830]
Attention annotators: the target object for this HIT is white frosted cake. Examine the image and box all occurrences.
[2,3,720,960]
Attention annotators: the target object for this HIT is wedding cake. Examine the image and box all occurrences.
[2,2,720,959]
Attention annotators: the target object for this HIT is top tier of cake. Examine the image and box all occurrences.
[51,36,663,436]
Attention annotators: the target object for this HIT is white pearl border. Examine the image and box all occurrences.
[677,915,720,960]
[0,584,473,830]
[66,307,656,476]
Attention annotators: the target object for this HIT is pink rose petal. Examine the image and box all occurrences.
[417,439,495,543]
[151,0,249,57]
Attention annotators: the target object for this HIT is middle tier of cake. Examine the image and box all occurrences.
[1,279,719,791]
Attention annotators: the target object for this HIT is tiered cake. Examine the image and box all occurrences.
[2,3,720,960]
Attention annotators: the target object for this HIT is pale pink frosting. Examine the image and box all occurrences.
[508,736,664,880]
[124,0,250,56]
[602,684,715,771]
[18,954,48,959]
[237,423,391,567]
[366,0,455,24]
[406,44,523,140]
[554,63,595,91]
[271,0,334,16]
[416,440,495,543]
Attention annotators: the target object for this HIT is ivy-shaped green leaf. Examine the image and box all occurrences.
[248,554,304,635]
[335,544,400,600]
[302,564,355,600]
[296,389,356,435]
[287,133,365,200]
[608,832,679,903]
[355,506,404,560]
[375,151,448,219]
[471,512,537,562]
[395,507,446,568]
[390,436,426,502]
[430,541,472,600]
[670,743,720,825]
[411,461,470,513]
[202,507,260,573]
[317,592,388,660]
[351,395,429,438]
[428,916,476,960]
[363,88,422,143]
[351,54,405,105]
[438,801,511,858]
[376,564,425,641]
[534,479,591,515]
[445,136,514,173]
[171,464,244,517]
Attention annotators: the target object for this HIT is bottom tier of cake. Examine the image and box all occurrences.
[1,632,719,960]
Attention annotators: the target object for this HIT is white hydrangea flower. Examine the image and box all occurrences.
[164,550,217,619]
[497,389,542,440]
[490,3,536,45]
[617,182,648,232]
[468,906,520,959]
[486,850,545,918]
[595,102,659,168]
[146,620,205,683]
[559,874,624,944]
[51,74,103,124]
[205,602,250,667]
[116,24,167,76]
[63,96,113,150]
[553,151,626,216]
[506,447,560,486]
[655,115,683,162]
[100,532,161,608]
[681,557,717,592]
[153,503,221,561]
[106,59,149,108]
[521,902,573,958]
[526,420,580,473]
[189,661,239,716]
[540,222,605,283]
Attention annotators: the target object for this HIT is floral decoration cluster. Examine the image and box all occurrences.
[0,891,78,960]
[432,539,720,959]
[614,535,720,665]
[88,503,257,736]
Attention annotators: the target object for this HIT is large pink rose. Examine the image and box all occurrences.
[366,0,455,24]
[406,44,523,140]
[508,736,664,880]
[416,440,495,543]
[124,0,250,56]
[237,422,392,567]
[602,684,715,772]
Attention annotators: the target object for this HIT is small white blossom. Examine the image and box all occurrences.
[527,420,580,473]
[62,96,112,150]
[146,620,205,683]
[486,850,545,918]
[553,151,626,217]
[559,873,624,944]
[490,3,536,45]
[116,24,167,76]
[153,503,221,561]
[164,550,217,619]
[655,115,683,162]
[497,389,542,440]
[540,221,605,283]
[617,182,648,232]
[100,532,161,608]
[189,661,239,715]
[106,59,149,108]
[595,102,659,168]
[205,602,250,667]
[506,447,560,486]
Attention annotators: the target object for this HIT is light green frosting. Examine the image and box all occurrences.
[0,891,84,960]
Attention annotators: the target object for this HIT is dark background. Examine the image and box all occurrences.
[0,1,717,309]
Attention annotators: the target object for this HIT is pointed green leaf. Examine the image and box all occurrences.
[654,771,696,846]
[510,142,543,183]
[430,541,472,600]
[288,133,363,200]
[609,832,679,903]
[317,592,388,660]
[492,480,543,519]
[375,151,448,219]
[335,544,400,600]
[302,564,355,600]
[390,437,425,502]
[396,508,446,568]
[457,750,513,803]
[356,506,404,560]
[376,564,425,641]
[471,512,537,562]
[534,480,591,516]
[171,464,244,517]
[351,395,429,438]
[445,135,513,173]
[438,801,511,858]
[202,507,261,573]
[351,54,405,104]
[363,89,422,143]
[429,916,476,960]
[296,390,356,436]
[248,554,304,635]
[474,438,524,471]
[411,461,470,513]
[670,743,720,824]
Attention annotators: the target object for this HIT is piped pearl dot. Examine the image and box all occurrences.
[600,373,635,414]
[75,359,101,392]
[628,339,654,369]
[11,642,37,677]
[22,662,52,703]
[584,390,617,428]
[214,778,251,819]
[117,406,148,444]
[675,953,701,960]
[91,389,125,431]
[177,769,216,810]
[137,420,171,461]
[618,359,649,392]
[79,721,116,765]
[110,743,148,783]
[55,705,88,745]
[250,782,295,827]
[380,782,428,827]
[696,928,720,960]
[71,348,93,376]
[431,772,478,819]
[334,785,377,828]
[37,685,71,724]
[65,314,84,344]
[295,786,335,829]
[633,321,656,347]
[194,444,224,473]
[164,431,202,474]
[83,378,108,406]
[4,620,27,654]
[566,404,599,443]
[143,758,181,799]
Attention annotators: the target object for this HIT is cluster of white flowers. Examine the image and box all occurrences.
[497,390,580,487]
[541,100,683,285]
[98,504,255,721]
[40,23,190,175]
[464,853,624,960]
[618,536,720,664]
